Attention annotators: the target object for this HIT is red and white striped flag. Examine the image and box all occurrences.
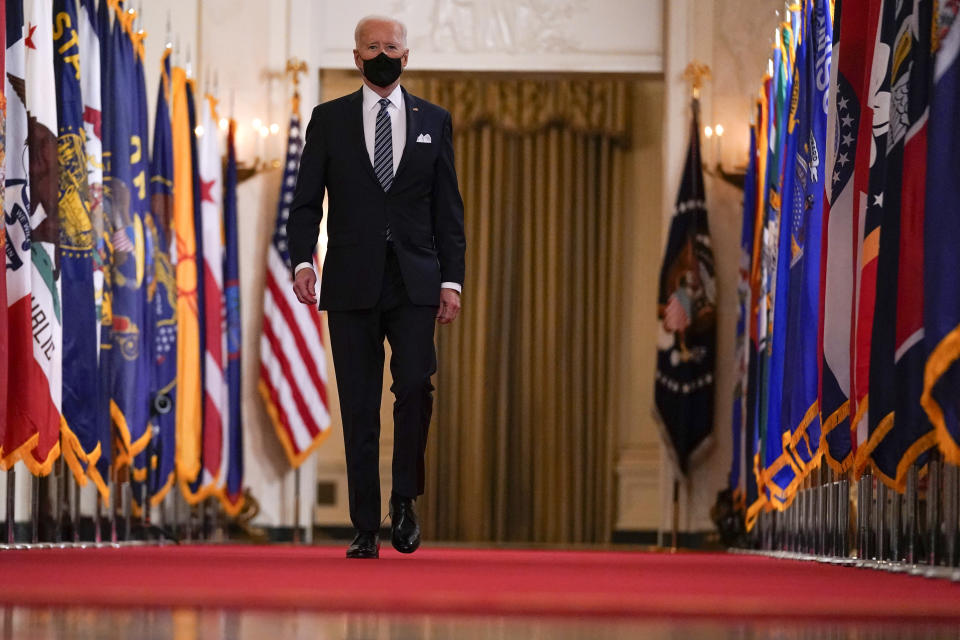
[258,109,330,468]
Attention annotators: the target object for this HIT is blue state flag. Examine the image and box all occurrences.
[222,118,244,516]
[143,47,177,505]
[55,0,101,482]
[105,5,150,470]
[782,0,831,472]
[128,25,157,508]
[760,27,800,508]
[91,0,114,497]
[921,3,960,465]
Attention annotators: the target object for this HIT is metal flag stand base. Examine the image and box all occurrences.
[293,467,302,545]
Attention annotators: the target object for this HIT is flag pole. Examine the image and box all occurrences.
[671,478,679,551]
[30,475,39,544]
[6,469,15,544]
[286,56,307,546]
[293,467,301,544]
[72,478,81,544]
[95,490,103,544]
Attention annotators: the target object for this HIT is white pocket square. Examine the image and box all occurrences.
[416,133,432,143]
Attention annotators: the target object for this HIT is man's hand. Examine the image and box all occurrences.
[293,268,318,306]
[437,288,461,325]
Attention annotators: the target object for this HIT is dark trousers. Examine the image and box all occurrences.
[327,245,438,532]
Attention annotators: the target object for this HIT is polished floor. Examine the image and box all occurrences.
[3,608,960,640]
[3,545,960,639]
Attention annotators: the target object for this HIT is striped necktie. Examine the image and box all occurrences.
[374,98,394,241]
[374,98,394,192]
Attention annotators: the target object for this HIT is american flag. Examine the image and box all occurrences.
[258,110,331,468]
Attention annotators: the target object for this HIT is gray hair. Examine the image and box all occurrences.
[354,15,408,47]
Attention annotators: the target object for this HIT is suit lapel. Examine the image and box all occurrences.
[393,87,420,185]
[350,88,380,187]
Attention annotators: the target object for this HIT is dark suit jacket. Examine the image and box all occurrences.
[286,86,466,311]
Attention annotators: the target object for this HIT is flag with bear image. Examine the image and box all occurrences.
[3,0,35,469]
[1,0,64,473]
[0,0,8,458]
[654,97,717,475]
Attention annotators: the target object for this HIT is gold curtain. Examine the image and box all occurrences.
[404,76,632,544]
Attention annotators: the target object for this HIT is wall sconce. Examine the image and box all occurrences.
[703,122,745,191]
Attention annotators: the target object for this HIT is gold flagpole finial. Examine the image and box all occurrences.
[683,61,711,100]
[286,57,308,113]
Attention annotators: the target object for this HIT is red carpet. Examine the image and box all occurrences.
[0,545,958,620]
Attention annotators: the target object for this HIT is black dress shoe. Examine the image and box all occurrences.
[345,531,379,559]
[389,493,421,554]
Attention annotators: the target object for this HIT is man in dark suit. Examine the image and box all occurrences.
[287,15,466,559]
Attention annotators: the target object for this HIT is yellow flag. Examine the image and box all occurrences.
[172,67,202,484]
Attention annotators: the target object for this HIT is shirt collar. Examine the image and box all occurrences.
[362,83,403,112]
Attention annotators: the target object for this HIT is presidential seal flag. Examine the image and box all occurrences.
[921,0,960,463]
[654,98,717,474]
[259,105,331,468]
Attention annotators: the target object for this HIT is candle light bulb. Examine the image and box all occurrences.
[704,126,713,139]
[252,118,262,130]
[269,123,280,135]
[714,124,724,137]
[219,118,229,131]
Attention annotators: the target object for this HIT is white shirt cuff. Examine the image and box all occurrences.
[441,282,462,294]
[294,262,315,275]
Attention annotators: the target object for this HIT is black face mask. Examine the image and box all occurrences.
[362,52,403,88]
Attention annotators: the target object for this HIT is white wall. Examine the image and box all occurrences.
[316,0,662,73]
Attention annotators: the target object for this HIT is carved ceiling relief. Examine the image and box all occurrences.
[391,0,583,54]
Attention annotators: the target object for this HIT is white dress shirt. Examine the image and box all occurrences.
[295,83,461,295]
